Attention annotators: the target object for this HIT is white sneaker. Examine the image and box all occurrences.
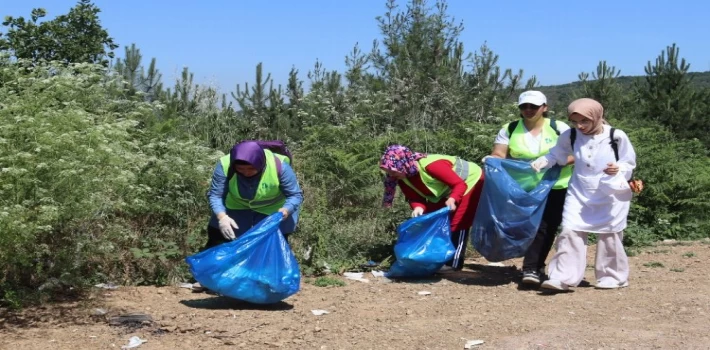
[437,265,454,273]
[191,282,206,293]
[595,279,629,289]
[540,279,570,292]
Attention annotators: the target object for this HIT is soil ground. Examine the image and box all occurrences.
[1,240,709,350]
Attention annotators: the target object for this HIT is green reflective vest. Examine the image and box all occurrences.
[220,149,287,214]
[402,154,482,203]
[505,118,571,189]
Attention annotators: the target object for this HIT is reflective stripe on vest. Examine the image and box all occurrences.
[402,154,482,203]
[505,118,571,189]
[220,149,286,214]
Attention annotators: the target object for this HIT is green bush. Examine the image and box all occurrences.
[0,60,217,303]
[621,124,710,245]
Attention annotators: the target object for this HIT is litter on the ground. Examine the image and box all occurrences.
[121,336,146,349]
[311,309,329,316]
[371,270,385,277]
[91,308,108,316]
[464,339,485,348]
[360,260,380,269]
[94,283,118,290]
[109,313,153,327]
[178,282,193,289]
[343,272,370,283]
[486,262,505,267]
[417,291,432,296]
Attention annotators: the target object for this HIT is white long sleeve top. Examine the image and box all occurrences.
[541,125,637,233]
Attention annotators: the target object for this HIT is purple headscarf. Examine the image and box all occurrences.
[230,141,266,171]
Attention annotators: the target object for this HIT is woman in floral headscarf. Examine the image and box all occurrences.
[531,98,637,292]
[380,145,485,271]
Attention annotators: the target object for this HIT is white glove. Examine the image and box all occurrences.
[411,207,425,218]
[530,157,549,173]
[218,215,238,240]
[445,198,457,211]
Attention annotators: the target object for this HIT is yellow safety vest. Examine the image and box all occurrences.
[402,154,482,203]
[220,149,287,214]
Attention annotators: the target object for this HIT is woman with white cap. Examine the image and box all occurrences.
[486,90,573,287]
[531,98,637,292]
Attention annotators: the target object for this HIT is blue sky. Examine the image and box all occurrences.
[3,1,709,95]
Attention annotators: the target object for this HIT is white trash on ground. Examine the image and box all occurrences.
[464,339,485,348]
[417,291,432,296]
[311,309,329,316]
[121,336,147,349]
[91,308,108,316]
[371,270,385,278]
[94,283,119,290]
[343,272,370,283]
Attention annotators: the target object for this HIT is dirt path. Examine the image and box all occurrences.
[1,240,709,350]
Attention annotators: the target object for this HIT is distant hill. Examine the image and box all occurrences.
[533,71,710,108]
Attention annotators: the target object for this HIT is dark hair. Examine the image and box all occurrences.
[233,159,251,166]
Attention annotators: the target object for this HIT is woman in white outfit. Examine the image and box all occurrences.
[531,98,637,292]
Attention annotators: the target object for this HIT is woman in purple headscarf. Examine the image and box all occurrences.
[192,140,303,292]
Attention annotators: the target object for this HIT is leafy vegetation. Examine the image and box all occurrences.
[1,0,709,306]
[309,276,346,287]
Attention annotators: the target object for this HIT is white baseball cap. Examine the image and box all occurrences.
[518,90,547,106]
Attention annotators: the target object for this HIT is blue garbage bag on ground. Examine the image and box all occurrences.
[185,212,300,304]
[471,158,562,262]
[386,207,455,277]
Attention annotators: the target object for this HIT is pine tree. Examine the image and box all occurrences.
[576,61,623,118]
[635,43,709,146]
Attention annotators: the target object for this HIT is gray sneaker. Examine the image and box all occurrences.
[522,269,541,285]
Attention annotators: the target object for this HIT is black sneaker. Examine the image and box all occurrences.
[521,269,541,285]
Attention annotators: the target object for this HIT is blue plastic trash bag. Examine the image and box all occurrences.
[472,158,562,262]
[386,207,455,277]
[185,212,300,304]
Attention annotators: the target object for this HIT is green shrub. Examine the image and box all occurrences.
[0,60,217,304]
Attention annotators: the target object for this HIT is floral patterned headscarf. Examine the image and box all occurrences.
[379,145,426,207]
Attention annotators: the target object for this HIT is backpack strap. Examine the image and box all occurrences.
[609,127,619,162]
[570,128,620,161]
[549,118,561,136]
[507,120,519,137]
[508,119,560,136]
[274,155,283,174]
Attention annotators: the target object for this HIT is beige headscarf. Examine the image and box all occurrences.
[567,98,605,135]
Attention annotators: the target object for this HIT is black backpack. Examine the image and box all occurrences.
[507,118,561,137]
[570,128,620,161]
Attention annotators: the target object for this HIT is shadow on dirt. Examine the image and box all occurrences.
[436,263,519,286]
[384,276,443,284]
[180,296,294,311]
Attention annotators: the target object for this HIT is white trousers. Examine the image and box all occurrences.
[547,228,629,286]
